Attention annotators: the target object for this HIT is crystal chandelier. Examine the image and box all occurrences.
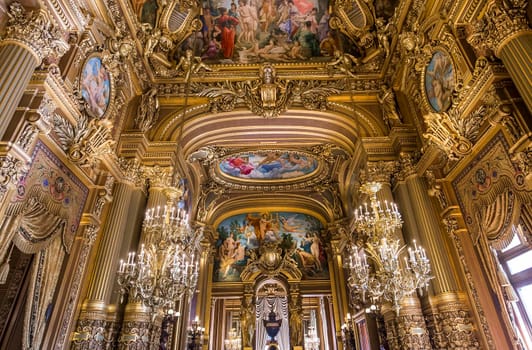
[304,310,320,350]
[346,182,432,314]
[117,187,202,312]
[224,327,242,350]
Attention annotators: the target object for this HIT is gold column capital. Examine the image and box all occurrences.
[142,165,174,189]
[363,161,399,184]
[1,2,69,64]
[467,0,531,57]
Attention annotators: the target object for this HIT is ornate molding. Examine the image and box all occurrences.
[2,2,69,64]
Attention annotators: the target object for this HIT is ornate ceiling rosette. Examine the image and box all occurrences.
[210,149,330,191]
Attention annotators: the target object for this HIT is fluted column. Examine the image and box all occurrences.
[366,161,431,349]
[467,0,532,112]
[393,153,478,349]
[0,2,68,139]
[73,161,145,349]
[118,166,173,350]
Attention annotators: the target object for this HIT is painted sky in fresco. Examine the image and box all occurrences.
[219,152,318,180]
[214,211,328,282]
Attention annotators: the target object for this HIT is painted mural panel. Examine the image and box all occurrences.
[180,0,338,64]
[80,56,111,118]
[424,50,454,112]
[219,152,318,180]
[213,211,328,282]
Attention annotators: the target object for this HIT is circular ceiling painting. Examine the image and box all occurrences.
[424,50,454,112]
[219,151,319,180]
[81,56,111,118]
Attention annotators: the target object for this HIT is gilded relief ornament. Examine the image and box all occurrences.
[53,115,115,167]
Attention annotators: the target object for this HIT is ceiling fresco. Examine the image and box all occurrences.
[131,0,401,70]
[219,151,319,180]
[213,211,328,282]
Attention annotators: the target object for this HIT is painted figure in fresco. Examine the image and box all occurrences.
[237,0,259,43]
[293,20,319,58]
[140,0,158,27]
[257,152,282,174]
[425,51,454,112]
[219,233,239,277]
[319,31,337,56]
[259,0,277,32]
[201,7,215,45]
[217,7,240,58]
[310,233,322,270]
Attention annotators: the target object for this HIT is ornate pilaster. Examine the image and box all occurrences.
[467,0,532,111]
[0,2,68,139]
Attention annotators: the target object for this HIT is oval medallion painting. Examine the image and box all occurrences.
[219,152,318,180]
[424,50,454,112]
[81,56,111,118]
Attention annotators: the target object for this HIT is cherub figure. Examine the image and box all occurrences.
[326,50,360,77]
[175,49,217,81]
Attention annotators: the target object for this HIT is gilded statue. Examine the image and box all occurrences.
[289,296,303,346]
[240,295,255,347]
[326,50,361,78]
[377,84,402,127]
[175,49,217,82]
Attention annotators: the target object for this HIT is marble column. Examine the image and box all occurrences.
[0,3,68,139]
[393,153,478,349]
[467,0,532,112]
[366,161,431,349]
[73,161,145,349]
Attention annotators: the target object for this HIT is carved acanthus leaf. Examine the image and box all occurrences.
[53,115,115,166]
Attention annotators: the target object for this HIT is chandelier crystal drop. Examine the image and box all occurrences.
[117,187,202,312]
[346,182,432,314]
